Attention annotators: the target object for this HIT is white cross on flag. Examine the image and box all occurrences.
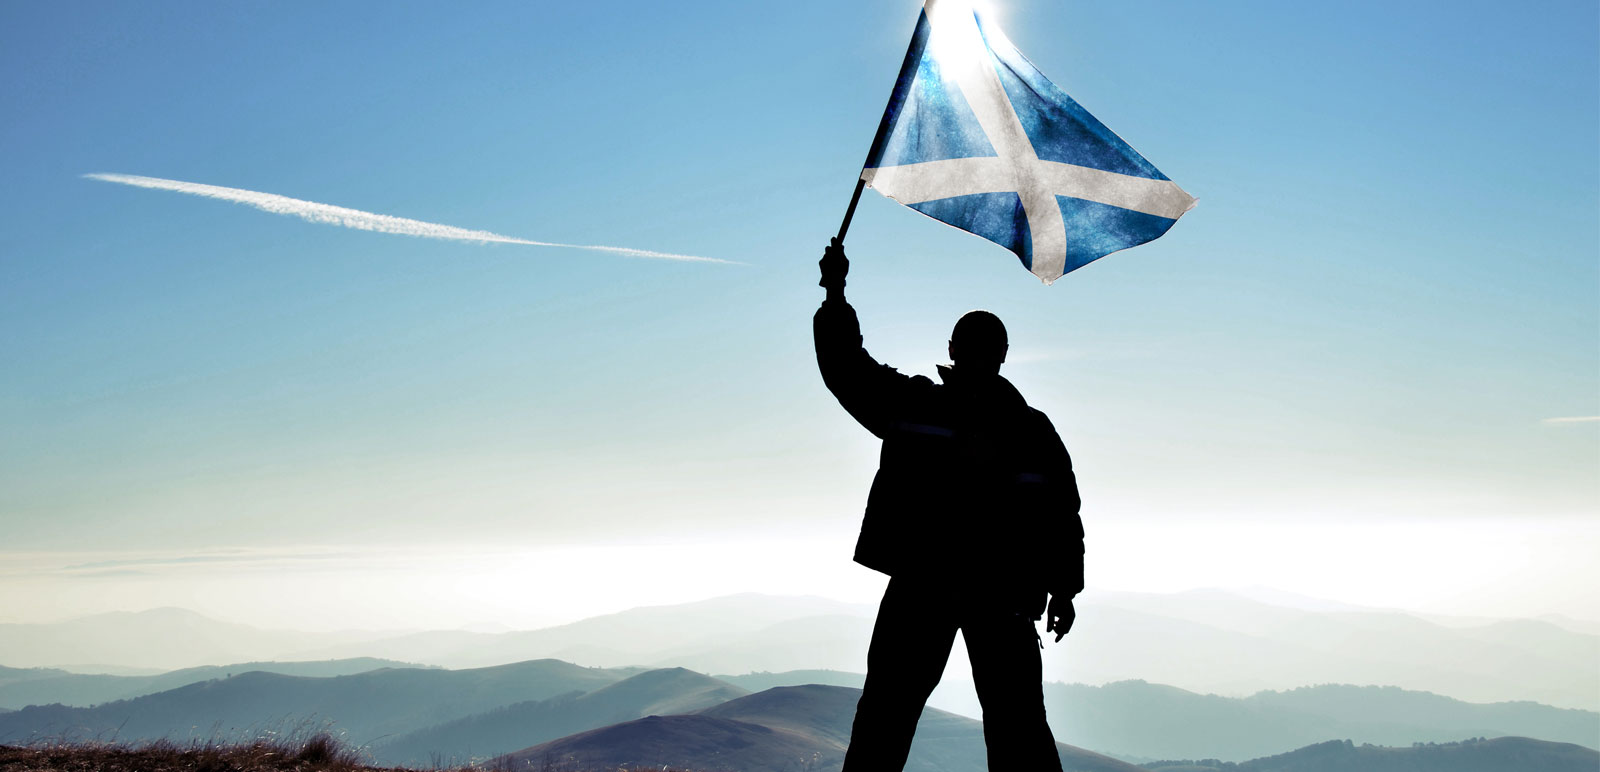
[860,0,1196,283]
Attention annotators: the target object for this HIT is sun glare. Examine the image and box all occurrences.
[927,0,993,77]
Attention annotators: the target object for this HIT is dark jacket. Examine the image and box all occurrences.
[814,298,1085,607]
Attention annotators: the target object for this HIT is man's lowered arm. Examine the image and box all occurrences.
[1043,418,1085,642]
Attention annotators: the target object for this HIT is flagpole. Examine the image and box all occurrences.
[837,0,923,244]
[836,176,867,242]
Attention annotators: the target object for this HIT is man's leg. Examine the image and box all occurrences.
[842,577,958,772]
[963,609,1064,772]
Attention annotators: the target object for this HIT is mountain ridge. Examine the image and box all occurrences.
[373,667,748,766]
[1142,736,1599,772]
[0,659,625,746]
[0,658,430,710]
[3,590,1593,710]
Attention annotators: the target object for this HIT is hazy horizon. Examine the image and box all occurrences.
[3,511,1597,634]
[3,554,1600,634]
[3,580,1595,720]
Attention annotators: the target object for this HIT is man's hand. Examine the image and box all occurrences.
[1046,594,1075,642]
[819,237,848,292]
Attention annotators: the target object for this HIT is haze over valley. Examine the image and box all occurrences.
[1,590,1594,769]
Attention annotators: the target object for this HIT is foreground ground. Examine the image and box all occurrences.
[0,737,388,772]
[0,739,687,772]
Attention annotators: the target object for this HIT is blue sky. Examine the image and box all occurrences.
[1,0,1596,628]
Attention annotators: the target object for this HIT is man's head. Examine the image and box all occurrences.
[948,310,1008,375]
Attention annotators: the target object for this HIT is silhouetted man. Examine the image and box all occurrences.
[814,237,1083,771]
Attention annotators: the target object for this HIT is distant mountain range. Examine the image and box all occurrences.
[293,593,875,671]
[1142,737,1598,772]
[1045,680,1599,762]
[704,668,1599,761]
[3,591,1591,711]
[1060,590,1598,710]
[0,658,1592,765]
[0,658,623,746]
[1,589,1595,765]
[0,658,429,710]
[0,608,394,671]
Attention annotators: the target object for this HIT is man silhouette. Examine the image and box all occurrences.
[813,237,1082,771]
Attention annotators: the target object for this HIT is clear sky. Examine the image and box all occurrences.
[1,0,1596,631]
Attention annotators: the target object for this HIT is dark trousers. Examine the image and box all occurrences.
[841,576,1064,772]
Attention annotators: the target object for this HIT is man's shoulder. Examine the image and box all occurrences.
[1024,405,1061,436]
[881,372,941,413]
[889,372,938,405]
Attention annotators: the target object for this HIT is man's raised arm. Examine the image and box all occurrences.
[813,238,914,439]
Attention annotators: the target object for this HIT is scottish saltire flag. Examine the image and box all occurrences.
[861,0,1196,284]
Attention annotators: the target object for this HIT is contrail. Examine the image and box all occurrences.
[85,173,734,264]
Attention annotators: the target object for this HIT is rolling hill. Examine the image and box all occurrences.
[499,713,828,772]
[1045,680,1599,761]
[706,668,1599,760]
[1142,736,1600,772]
[716,669,865,692]
[0,658,428,710]
[373,667,747,766]
[0,659,623,746]
[0,666,72,688]
[499,685,1146,772]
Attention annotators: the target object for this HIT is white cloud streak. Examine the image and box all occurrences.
[85,173,735,264]
[1541,416,1600,424]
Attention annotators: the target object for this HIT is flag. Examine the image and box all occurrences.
[861,0,1196,284]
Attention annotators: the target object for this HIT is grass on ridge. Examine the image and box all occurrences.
[0,733,366,772]
[0,735,707,772]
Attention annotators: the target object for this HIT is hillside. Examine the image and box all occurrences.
[715,669,865,692]
[502,685,1146,772]
[0,659,622,746]
[374,668,747,766]
[707,668,1599,760]
[1044,680,1599,761]
[499,714,829,772]
[1142,736,1600,772]
[0,659,429,710]
[0,669,70,690]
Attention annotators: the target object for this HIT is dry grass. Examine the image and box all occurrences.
[0,737,709,772]
[0,733,367,772]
